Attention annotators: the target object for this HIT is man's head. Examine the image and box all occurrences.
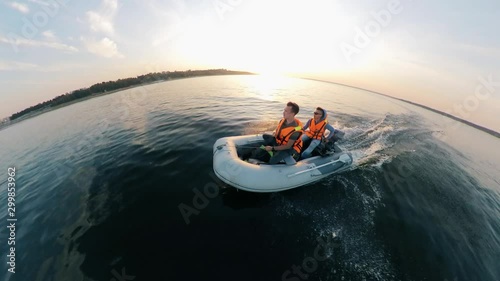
[284,101,299,117]
[314,107,325,120]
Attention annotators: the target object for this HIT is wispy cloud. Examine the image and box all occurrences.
[7,1,30,13]
[28,0,51,6]
[87,11,114,34]
[82,0,123,58]
[86,0,119,35]
[0,61,38,71]
[0,36,78,52]
[42,30,56,40]
[0,60,89,72]
[82,37,123,58]
[146,0,191,47]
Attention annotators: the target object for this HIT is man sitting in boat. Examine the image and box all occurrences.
[242,101,304,164]
[300,107,336,159]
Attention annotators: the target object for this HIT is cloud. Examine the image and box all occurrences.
[82,1,122,58]
[104,0,118,11]
[7,2,30,13]
[42,30,56,40]
[86,0,119,35]
[0,36,78,52]
[87,11,114,34]
[0,61,38,71]
[82,37,123,58]
[28,0,51,6]
[0,60,89,72]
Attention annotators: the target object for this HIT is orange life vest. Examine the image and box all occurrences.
[275,118,303,153]
[305,118,327,140]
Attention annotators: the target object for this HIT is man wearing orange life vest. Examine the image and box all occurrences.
[244,102,303,164]
[301,107,336,159]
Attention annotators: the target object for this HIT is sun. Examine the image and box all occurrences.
[226,1,355,75]
[173,0,358,75]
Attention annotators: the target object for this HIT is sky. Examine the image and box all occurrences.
[1,0,499,131]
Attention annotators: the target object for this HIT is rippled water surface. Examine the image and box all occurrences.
[0,75,499,281]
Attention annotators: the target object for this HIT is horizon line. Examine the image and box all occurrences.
[2,70,499,138]
[299,77,500,138]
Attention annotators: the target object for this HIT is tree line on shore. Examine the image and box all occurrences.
[9,69,252,121]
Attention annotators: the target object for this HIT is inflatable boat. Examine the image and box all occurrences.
[212,134,353,192]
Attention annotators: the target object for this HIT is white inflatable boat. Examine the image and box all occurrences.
[212,134,353,192]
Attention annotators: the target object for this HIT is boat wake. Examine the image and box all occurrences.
[266,113,437,280]
[339,113,428,169]
[272,171,398,280]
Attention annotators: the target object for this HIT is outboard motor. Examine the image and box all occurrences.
[315,129,346,156]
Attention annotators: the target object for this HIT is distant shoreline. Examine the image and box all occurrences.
[0,83,153,130]
[2,73,498,138]
[302,78,500,138]
[0,70,254,131]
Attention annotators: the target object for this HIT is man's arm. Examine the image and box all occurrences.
[325,123,336,139]
[302,119,311,131]
[265,131,300,151]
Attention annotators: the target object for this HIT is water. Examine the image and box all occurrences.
[0,75,499,281]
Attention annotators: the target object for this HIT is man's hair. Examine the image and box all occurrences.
[287,102,299,115]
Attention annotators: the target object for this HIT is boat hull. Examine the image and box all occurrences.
[212,134,352,192]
